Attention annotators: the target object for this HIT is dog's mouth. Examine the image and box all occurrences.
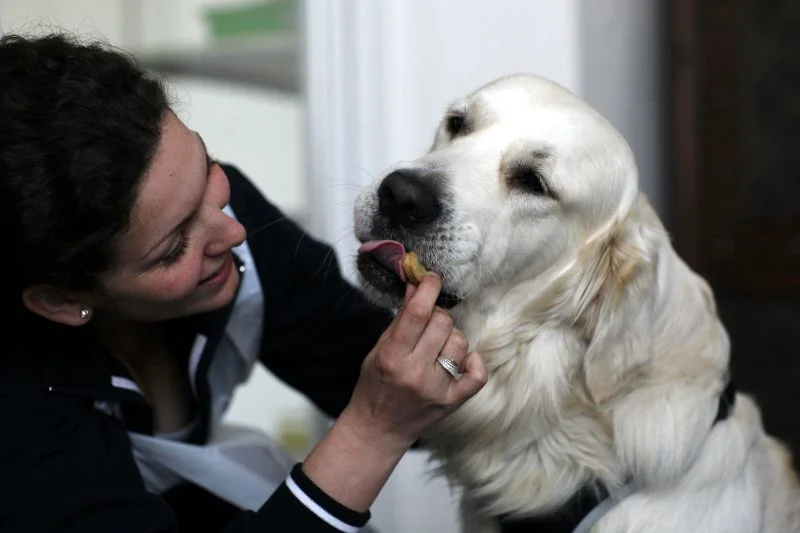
[357,239,461,309]
[358,240,409,282]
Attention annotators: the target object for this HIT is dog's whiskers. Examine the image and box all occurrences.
[245,216,289,238]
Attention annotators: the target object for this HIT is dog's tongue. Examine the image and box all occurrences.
[358,240,407,282]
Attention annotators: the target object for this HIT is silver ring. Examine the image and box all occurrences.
[436,355,463,380]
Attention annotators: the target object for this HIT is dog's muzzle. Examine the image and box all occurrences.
[357,169,462,308]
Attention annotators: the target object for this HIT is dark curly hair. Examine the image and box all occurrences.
[0,33,169,335]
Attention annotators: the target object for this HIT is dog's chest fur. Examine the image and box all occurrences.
[422,306,623,518]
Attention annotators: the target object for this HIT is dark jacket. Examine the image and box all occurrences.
[0,164,393,532]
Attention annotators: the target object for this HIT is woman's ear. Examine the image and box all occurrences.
[22,285,92,326]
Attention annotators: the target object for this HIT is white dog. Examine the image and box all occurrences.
[354,75,800,533]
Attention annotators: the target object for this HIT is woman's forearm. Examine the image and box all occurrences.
[300,406,409,513]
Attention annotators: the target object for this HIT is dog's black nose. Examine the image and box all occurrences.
[378,170,440,227]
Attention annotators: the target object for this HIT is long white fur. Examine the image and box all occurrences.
[354,74,800,533]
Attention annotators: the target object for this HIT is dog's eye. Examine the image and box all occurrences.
[446,114,465,136]
[509,166,547,195]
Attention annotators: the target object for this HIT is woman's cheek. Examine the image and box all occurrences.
[160,260,202,298]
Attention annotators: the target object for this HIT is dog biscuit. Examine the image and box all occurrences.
[402,251,428,285]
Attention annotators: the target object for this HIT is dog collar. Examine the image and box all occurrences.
[497,481,636,533]
[713,379,736,425]
[498,378,736,533]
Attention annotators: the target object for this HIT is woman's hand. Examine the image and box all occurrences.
[342,273,487,454]
[301,273,486,512]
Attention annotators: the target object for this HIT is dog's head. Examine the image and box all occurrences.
[355,74,641,312]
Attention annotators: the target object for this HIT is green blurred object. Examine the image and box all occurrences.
[205,0,295,40]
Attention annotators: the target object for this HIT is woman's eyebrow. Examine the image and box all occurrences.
[195,131,212,179]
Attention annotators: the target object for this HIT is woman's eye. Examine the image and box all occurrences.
[162,229,190,265]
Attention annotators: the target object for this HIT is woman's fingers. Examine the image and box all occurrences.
[431,328,469,381]
[372,278,425,347]
[411,307,454,366]
[447,351,488,403]
[387,274,442,353]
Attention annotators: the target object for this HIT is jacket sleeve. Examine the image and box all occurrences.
[224,164,394,420]
[0,391,370,533]
[229,465,371,532]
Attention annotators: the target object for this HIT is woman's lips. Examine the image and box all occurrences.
[198,253,233,287]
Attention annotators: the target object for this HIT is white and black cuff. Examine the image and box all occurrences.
[285,464,370,532]
[253,463,370,532]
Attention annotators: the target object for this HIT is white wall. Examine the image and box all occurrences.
[580,0,666,216]
[0,0,126,42]
[303,1,664,532]
[0,0,265,50]
[387,1,583,160]
[0,2,308,221]
[168,75,307,221]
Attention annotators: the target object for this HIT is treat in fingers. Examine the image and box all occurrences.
[402,251,428,285]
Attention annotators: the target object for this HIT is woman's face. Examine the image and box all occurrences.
[94,111,247,322]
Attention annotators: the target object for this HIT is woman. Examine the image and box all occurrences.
[0,33,487,532]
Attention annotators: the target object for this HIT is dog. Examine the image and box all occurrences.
[353,74,800,532]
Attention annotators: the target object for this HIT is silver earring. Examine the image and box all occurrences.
[80,307,91,320]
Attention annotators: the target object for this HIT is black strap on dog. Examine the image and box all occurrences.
[713,379,736,425]
[498,483,611,533]
[498,379,737,533]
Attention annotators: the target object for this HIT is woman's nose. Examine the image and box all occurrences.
[205,211,246,257]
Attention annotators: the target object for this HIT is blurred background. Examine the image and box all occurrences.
[1,1,797,532]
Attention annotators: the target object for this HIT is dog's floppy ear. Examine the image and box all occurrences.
[577,201,659,404]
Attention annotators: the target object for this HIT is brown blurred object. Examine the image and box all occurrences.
[403,252,428,286]
[669,0,800,467]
